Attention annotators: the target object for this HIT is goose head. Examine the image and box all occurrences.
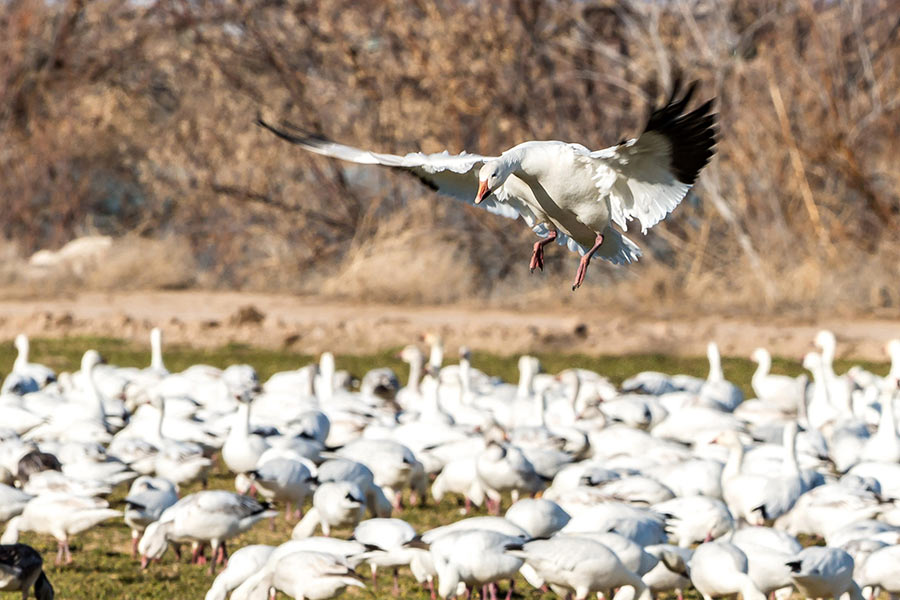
[13,333,28,356]
[814,330,836,353]
[81,349,105,372]
[138,520,169,567]
[475,158,516,204]
[223,364,261,403]
[750,348,768,364]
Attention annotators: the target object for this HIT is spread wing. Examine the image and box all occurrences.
[590,80,718,233]
[257,119,521,220]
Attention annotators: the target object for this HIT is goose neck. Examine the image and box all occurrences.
[13,336,28,371]
[407,357,423,395]
[150,330,165,372]
[707,343,723,382]
[782,424,800,477]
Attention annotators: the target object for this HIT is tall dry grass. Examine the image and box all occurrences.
[0,0,898,315]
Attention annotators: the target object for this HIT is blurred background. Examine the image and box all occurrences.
[1,0,898,318]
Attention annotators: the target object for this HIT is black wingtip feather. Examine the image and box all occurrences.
[644,81,718,185]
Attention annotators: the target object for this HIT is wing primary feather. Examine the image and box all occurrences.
[643,81,718,185]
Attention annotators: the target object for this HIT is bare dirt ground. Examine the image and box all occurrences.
[0,290,897,361]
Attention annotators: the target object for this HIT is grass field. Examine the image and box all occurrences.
[0,337,891,599]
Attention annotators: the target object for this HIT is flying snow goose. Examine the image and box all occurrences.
[0,543,53,600]
[258,80,716,289]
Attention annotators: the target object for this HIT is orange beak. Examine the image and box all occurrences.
[475,180,489,204]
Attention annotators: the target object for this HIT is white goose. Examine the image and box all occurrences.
[504,498,570,538]
[7,334,56,389]
[247,457,316,520]
[429,529,523,600]
[786,546,864,600]
[124,475,178,557]
[688,540,767,600]
[0,484,32,524]
[231,550,365,600]
[258,81,716,289]
[138,490,275,574]
[509,536,651,600]
[291,481,367,538]
[205,544,274,600]
[750,347,807,412]
[1,494,120,565]
[353,518,417,594]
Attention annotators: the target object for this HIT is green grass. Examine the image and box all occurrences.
[0,336,891,599]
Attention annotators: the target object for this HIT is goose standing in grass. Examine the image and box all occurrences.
[429,529,524,600]
[475,441,544,514]
[138,490,276,574]
[507,536,651,600]
[291,481,367,538]
[1,494,120,565]
[124,475,178,557]
[750,348,807,412]
[204,544,274,600]
[353,518,417,594]
[786,546,864,600]
[718,423,804,525]
[688,540,767,600]
[259,80,716,290]
[246,457,316,521]
[504,498,570,538]
[0,485,31,525]
[6,334,56,389]
[857,544,900,599]
[0,543,53,600]
[697,342,743,412]
[230,550,365,600]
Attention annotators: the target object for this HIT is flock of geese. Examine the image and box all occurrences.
[1,330,900,600]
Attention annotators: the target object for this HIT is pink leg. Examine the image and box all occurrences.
[530,230,558,272]
[371,566,378,592]
[428,579,437,600]
[464,496,471,515]
[55,541,64,565]
[131,533,139,558]
[505,579,514,600]
[572,233,604,290]
[394,491,404,511]
[285,501,292,522]
[392,568,400,596]
[64,539,72,564]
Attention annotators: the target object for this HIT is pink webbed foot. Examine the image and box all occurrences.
[529,230,557,273]
[572,233,604,291]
